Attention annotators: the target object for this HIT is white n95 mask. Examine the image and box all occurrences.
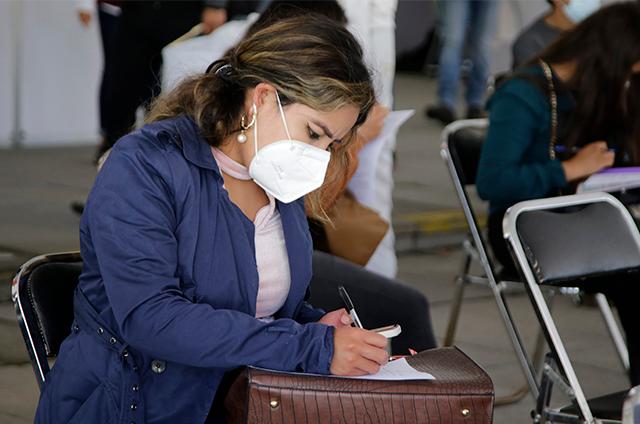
[248,92,331,204]
[564,0,600,23]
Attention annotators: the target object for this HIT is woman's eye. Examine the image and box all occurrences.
[307,126,321,140]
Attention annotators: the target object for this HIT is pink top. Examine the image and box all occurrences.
[211,147,291,320]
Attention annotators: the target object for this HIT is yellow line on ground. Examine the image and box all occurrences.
[396,209,487,234]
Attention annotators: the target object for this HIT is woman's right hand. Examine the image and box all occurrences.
[77,10,92,27]
[562,141,615,182]
[330,326,389,376]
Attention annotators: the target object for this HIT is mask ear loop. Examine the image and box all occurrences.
[252,103,260,161]
[274,91,294,148]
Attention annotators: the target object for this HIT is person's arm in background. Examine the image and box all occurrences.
[76,0,94,27]
[202,0,228,34]
[561,142,615,182]
[357,103,390,144]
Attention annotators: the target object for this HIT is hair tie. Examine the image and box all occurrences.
[208,63,234,83]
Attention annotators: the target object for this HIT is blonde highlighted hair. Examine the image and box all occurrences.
[147,15,375,219]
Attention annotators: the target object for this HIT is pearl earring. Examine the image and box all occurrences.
[237,110,256,144]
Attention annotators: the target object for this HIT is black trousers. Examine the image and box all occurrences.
[308,251,438,355]
[103,1,204,149]
[98,9,120,133]
[488,211,640,386]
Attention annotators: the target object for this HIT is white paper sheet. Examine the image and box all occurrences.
[577,169,640,193]
[161,15,258,92]
[253,357,435,382]
[347,110,415,207]
[349,357,435,381]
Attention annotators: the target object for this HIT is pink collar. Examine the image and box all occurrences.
[211,147,276,228]
[211,147,251,181]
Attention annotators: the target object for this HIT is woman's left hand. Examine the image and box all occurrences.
[318,308,353,328]
[357,104,390,143]
[201,7,227,34]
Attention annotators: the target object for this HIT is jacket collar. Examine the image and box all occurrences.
[169,115,222,177]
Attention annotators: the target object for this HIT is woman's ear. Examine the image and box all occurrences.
[252,83,276,109]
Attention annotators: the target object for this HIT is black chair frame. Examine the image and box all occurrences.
[11,251,82,390]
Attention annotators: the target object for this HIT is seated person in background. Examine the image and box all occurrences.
[247,0,437,356]
[512,0,600,69]
[310,251,437,355]
[36,16,390,424]
[477,2,640,385]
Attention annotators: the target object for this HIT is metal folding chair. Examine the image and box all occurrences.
[11,251,82,389]
[504,192,637,423]
[440,119,542,404]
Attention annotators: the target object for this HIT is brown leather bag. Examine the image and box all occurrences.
[224,347,494,424]
[323,191,389,267]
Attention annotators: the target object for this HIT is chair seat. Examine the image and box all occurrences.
[559,390,627,420]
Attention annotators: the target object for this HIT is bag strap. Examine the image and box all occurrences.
[539,59,559,160]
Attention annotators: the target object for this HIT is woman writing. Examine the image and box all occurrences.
[477,1,640,385]
[36,16,389,423]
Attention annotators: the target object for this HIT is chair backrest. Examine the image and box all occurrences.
[504,193,640,287]
[442,119,487,187]
[11,252,82,389]
[441,120,499,275]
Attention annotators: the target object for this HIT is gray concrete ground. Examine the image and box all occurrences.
[0,74,631,423]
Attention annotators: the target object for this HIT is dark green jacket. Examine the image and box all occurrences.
[477,66,575,214]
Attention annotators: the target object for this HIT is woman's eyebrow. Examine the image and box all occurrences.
[311,120,334,139]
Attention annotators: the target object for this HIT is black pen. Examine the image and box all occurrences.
[338,285,363,328]
[554,145,617,153]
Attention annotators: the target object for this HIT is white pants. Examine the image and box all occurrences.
[339,0,399,279]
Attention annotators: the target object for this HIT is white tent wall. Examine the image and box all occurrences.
[0,2,17,148]
[492,0,548,73]
[2,0,102,148]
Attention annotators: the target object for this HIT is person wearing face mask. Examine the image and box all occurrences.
[35,16,390,424]
[512,0,601,69]
[85,0,439,358]
[477,1,640,386]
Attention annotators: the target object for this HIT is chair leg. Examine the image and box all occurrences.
[533,354,583,424]
[491,284,540,401]
[533,353,555,423]
[443,252,472,346]
[446,242,546,404]
[527,283,594,422]
[444,249,540,404]
[495,321,548,406]
[595,293,629,371]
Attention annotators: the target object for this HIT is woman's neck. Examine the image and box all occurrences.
[218,136,253,168]
[549,61,577,85]
[544,7,574,31]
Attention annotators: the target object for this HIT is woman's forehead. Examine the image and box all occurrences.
[289,103,359,140]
